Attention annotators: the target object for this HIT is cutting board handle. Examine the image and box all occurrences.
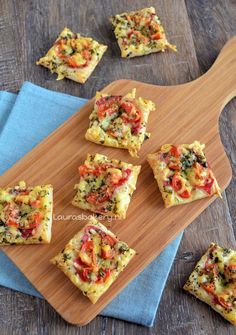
[196,36,236,115]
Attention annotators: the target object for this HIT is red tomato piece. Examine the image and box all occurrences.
[205,258,215,271]
[102,234,117,247]
[78,165,102,177]
[29,199,41,208]
[32,212,42,226]
[202,282,215,294]
[81,240,94,252]
[120,101,133,114]
[96,96,121,119]
[109,168,131,188]
[85,193,98,204]
[78,268,92,282]
[19,190,30,195]
[197,177,214,195]
[96,268,111,284]
[171,174,183,192]
[55,38,66,47]
[170,145,181,158]
[86,191,111,205]
[117,169,132,187]
[228,264,236,271]
[168,162,181,170]
[120,102,141,123]
[67,57,82,68]
[179,190,191,198]
[7,219,19,228]
[78,165,90,176]
[80,239,98,267]
[151,32,161,40]
[97,105,117,119]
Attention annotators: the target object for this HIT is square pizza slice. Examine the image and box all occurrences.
[72,154,141,219]
[51,217,136,304]
[110,7,176,58]
[85,88,155,157]
[184,243,236,326]
[0,181,53,245]
[36,27,107,84]
[147,141,221,208]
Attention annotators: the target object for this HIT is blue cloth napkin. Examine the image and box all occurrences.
[0,82,182,327]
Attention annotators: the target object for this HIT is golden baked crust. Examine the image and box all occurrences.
[184,243,236,326]
[110,7,176,58]
[36,27,107,83]
[85,88,155,157]
[147,141,221,208]
[0,181,53,244]
[51,217,136,303]
[72,153,141,219]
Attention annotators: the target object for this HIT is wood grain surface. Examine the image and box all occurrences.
[0,0,235,334]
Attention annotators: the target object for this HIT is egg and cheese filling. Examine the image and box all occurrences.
[148,141,221,207]
[110,7,176,58]
[85,89,155,157]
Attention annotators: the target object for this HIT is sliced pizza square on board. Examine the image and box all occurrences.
[51,217,136,304]
[147,141,221,208]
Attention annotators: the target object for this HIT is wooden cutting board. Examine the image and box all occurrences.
[1,37,236,325]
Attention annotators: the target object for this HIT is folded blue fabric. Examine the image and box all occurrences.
[0,82,182,327]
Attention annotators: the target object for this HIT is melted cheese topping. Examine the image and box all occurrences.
[51,217,136,303]
[184,243,236,325]
[72,153,141,219]
[147,141,221,208]
[110,7,176,58]
[36,27,107,83]
[0,181,53,244]
[85,89,155,157]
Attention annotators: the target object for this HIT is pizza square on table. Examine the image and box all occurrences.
[0,181,53,245]
[184,243,236,326]
[147,141,221,208]
[72,154,141,219]
[36,27,107,84]
[85,88,155,157]
[110,7,176,58]
[51,217,136,304]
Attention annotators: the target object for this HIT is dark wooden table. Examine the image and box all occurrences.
[0,0,235,334]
